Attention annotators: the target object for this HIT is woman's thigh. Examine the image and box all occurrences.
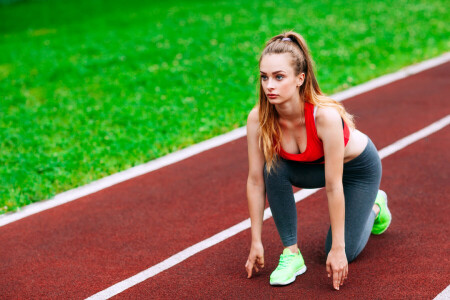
[325,138,382,260]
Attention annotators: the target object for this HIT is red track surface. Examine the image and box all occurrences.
[119,128,450,299]
[1,62,449,299]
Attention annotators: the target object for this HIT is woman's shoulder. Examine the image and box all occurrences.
[247,105,260,125]
[247,106,260,138]
[315,105,341,127]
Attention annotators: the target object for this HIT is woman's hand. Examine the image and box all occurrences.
[245,242,265,278]
[326,247,348,290]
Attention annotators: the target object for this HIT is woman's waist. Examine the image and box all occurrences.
[343,129,369,163]
[344,135,380,171]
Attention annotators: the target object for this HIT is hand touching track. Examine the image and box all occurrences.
[245,242,265,278]
[326,247,348,290]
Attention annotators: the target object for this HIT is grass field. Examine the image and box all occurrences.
[1,0,448,215]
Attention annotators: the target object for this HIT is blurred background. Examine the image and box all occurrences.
[0,0,448,214]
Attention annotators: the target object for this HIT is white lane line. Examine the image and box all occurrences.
[1,52,449,227]
[86,115,450,299]
[378,115,450,159]
[331,52,450,102]
[434,285,450,300]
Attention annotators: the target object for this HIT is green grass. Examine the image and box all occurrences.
[1,0,448,215]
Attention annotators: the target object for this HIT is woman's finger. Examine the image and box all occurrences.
[257,256,265,268]
[337,269,343,290]
[333,270,340,290]
[246,259,253,278]
[326,262,332,278]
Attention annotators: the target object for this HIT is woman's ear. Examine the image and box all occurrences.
[296,73,305,87]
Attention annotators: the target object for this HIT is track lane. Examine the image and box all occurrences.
[0,62,449,298]
[115,126,450,299]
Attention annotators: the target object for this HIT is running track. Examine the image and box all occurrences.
[1,61,449,299]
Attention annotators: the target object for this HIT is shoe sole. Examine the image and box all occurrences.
[373,190,392,235]
[270,265,307,286]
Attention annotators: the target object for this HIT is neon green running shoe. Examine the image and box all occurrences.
[269,248,307,286]
[371,190,392,235]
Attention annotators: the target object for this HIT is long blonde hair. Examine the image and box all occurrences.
[258,31,355,173]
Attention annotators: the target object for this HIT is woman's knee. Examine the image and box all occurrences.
[345,249,359,262]
[324,231,361,262]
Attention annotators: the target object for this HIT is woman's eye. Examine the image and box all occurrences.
[260,75,283,81]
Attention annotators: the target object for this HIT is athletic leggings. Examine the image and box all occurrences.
[264,137,382,262]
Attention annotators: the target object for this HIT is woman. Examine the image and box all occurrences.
[244,31,392,291]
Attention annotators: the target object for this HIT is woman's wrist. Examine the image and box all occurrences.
[251,238,263,244]
[331,243,345,251]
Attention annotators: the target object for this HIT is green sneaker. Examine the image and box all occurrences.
[371,190,392,235]
[270,248,307,286]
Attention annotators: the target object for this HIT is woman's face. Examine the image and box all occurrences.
[260,53,304,104]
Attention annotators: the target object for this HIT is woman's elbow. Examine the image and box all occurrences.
[247,176,265,190]
[325,181,343,194]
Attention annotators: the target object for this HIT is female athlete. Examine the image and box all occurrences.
[244,31,392,290]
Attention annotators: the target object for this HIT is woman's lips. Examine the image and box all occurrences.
[267,94,278,99]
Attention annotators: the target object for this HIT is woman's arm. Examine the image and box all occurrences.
[316,107,348,290]
[244,107,266,278]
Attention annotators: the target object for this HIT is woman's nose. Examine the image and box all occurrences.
[267,78,275,89]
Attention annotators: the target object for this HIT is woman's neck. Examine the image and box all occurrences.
[275,95,305,125]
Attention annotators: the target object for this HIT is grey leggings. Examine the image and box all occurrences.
[264,138,382,262]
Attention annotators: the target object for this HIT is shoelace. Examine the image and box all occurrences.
[276,254,295,270]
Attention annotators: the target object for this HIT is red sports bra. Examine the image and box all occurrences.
[278,102,350,164]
